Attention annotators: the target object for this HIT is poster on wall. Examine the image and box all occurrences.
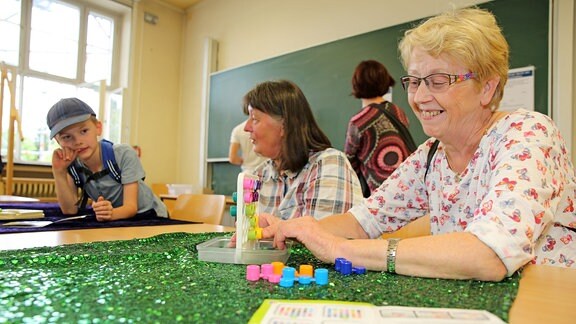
[499,66,535,112]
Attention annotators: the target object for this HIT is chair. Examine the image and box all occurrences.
[170,194,226,225]
[151,183,175,215]
[151,183,169,196]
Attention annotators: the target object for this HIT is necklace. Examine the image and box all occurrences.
[445,154,464,183]
[447,112,506,182]
[454,173,462,183]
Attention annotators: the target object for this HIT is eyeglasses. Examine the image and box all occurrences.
[400,72,476,93]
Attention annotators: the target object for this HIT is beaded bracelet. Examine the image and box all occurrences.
[386,238,401,274]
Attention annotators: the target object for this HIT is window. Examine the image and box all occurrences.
[0,0,127,164]
[29,0,81,79]
[0,0,21,66]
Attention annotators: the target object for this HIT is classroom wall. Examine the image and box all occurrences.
[126,0,184,185]
[126,0,575,190]
[180,0,496,189]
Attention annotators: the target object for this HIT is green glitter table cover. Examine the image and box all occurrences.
[0,232,519,323]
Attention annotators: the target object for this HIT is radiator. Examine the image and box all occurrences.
[7,177,58,202]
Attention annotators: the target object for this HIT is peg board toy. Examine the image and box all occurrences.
[197,172,291,264]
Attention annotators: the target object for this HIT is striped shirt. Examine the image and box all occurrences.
[254,148,364,220]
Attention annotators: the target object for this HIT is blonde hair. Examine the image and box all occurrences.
[398,8,509,111]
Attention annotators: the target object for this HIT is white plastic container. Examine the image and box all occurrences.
[167,184,196,195]
[196,237,292,264]
[196,172,292,264]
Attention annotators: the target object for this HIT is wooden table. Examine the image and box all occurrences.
[159,194,235,205]
[158,194,178,215]
[509,265,575,323]
[0,223,234,250]
[0,224,574,323]
[0,195,40,202]
[159,194,178,201]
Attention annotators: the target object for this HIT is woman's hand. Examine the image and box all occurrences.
[228,212,279,247]
[257,213,280,235]
[264,216,344,263]
[92,196,114,222]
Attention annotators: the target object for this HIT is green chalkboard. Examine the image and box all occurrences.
[208,0,549,195]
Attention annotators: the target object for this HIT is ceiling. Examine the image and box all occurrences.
[162,0,203,10]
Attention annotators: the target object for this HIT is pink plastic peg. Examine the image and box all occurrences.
[261,264,273,280]
[246,265,260,282]
[268,274,281,284]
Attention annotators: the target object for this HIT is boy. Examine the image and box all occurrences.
[47,98,167,221]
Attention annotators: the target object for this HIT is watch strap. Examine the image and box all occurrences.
[386,238,401,274]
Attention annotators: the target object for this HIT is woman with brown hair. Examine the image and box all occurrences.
[242,80,363,220]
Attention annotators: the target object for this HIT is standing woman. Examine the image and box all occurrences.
[243,80,363,220]
[345,60,413,197]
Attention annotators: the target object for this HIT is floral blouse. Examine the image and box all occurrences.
[349,109,576,275]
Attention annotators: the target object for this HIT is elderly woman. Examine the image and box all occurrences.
[242,80,363,220]
[259,8,576,281]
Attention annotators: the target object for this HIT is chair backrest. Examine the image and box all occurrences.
[170,194,226,225]
[151,183,175,215]
[151,183,169,196]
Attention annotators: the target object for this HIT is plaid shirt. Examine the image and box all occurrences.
[254,148,364,220]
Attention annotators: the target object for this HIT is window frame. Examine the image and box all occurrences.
[1,0,128,166]
[18,0,123,89]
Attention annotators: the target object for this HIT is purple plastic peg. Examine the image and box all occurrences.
[335,257,346,271]
[341,260,353,275]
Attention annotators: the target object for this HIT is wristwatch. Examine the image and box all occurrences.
[386,238,401,274]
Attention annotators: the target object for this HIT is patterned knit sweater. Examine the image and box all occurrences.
[344,101,413,194]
